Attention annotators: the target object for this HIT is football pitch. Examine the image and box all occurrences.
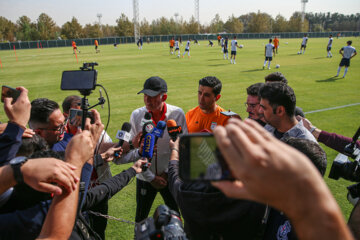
[0,37,359,239]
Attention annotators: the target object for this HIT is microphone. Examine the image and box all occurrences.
[152,121,166,139]
[141,112,153,127]
[167,119,182,141]
[142,133,156,159]
[152,121,166,145]
[114,122,132,157]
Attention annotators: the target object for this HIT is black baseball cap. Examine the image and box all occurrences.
[137,76,168,97]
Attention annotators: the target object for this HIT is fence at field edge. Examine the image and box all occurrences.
[1,31,359,50]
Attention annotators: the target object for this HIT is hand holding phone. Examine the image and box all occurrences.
[1,85,20,103]
[2,86,31,129]
[179,133,233,181]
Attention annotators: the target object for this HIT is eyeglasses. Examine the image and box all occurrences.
[38,120,67,134]
[244,102,259,109]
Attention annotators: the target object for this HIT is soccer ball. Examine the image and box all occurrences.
[239,44,244,48]
[275,64,280,68]
[297,51,301,55]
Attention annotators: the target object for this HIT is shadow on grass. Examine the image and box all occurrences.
[316,76,340,82]
[208,64,228,66]
[313,57,326,59]
[207,59,221,61]
[242,68,265,73]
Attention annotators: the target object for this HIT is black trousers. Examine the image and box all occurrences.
[135,178,179,222]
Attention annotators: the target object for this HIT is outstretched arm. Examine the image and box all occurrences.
[212,118,353,240]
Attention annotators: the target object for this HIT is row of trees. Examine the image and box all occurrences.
[0,11,359,42]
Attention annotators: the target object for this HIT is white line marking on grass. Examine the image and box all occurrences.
[305,103,360,114]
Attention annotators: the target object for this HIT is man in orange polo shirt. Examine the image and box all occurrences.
[186,76,231,133]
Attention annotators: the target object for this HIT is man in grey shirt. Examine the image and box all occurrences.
[258,82,316,142]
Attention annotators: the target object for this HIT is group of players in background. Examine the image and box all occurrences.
[72,33,356,79]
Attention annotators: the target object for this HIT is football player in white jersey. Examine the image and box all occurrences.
[230,36,241,64]
[327,34,333,58]
[336,40,357,78]
[263,39,275,69]
[299,34,308,54]
[175,38,181,57]
[182,39,191,58]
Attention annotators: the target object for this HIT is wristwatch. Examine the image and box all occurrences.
[10,156,28,184]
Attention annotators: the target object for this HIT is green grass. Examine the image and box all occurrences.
[0,37,359,239]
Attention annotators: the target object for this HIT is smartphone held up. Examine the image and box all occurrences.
[179,133,233,182]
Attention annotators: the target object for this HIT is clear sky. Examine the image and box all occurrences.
[1,0,359,26]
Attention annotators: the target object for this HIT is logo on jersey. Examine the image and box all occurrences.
[210,122,217,130]
[276,220,291,240]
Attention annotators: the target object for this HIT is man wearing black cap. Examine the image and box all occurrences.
[116,76,188,222]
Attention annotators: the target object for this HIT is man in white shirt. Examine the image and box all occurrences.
[327,34,333,58]
[115,76,188,223]
[230,36,241,64]
[182,39,191,58]
[299,34,308,54]
[263,39,275,70]
[175,38,181,57]
[336,40,357,78]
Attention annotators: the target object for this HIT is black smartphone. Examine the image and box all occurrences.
[1,85,20,103]
[220,111,238,117]
[179,133,233,181]
[69,109,94,126]
[61,70,97,90]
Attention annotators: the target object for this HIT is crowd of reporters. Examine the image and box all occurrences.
[0,72,358,240]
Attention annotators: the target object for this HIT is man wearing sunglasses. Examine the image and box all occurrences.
[29,98,69,150]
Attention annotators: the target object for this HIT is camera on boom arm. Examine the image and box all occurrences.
[60,62,106,130]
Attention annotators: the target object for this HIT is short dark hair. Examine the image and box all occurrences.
[264,72,288,84]
[199,76,222,96]
[246,83,264,99]
[17,135,49,157]
[347,40,352,45]
[259,82,296,117]
[269,38,272,43]
[62,95,81,114]
[30,98,59,126]
[282,137,327,176]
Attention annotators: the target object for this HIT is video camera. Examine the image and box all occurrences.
[328,127,360,205]
[329,127,360,182]
[135,205,188,240]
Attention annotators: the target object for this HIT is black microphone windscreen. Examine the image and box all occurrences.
[121,122,132,132]
[144,112,152,120]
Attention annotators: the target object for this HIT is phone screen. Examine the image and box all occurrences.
[69,109,83,127]
[61,70,97,90]
[179,133,232,181]
[1,85,20,103]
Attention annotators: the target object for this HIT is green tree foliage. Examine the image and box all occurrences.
[288,12,309,32]
[83,23,102,38]
[2,11,359,41]
[116,13,133,36]
[0,17,16,41]
[209,14,224,33]
[37,13,57,40]
[16,15,38,41]
[248,11,272,33]
[61,17,83,39]
[224,15,243,33]
[273,14,287,32]
[185,16,200,34]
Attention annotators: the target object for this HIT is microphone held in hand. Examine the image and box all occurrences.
[141,133,156,171]
[114,122,132,157]
[167,119,182,142]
